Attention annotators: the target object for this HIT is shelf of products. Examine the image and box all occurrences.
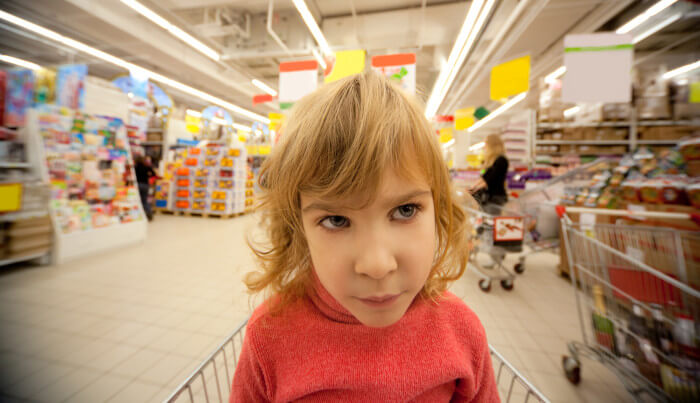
[25,105,146,264]
[156,145,254,216]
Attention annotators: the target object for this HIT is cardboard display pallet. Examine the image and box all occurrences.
[155,209,245,219]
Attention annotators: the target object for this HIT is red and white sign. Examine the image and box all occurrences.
[493,217,524,242]
[371,53,416,95]
[279,60,318,110]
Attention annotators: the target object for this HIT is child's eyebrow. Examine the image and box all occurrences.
[301,190,431,214]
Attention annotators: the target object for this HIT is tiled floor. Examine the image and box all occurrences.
[0,214,634,402]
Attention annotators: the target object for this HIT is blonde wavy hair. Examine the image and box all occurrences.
[246,71,470,313]
[483,133,505,168]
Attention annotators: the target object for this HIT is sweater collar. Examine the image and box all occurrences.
[308,268,361,324]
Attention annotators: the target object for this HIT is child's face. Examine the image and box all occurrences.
[300,167,436,327]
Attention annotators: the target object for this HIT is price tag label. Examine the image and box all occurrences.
[580,213,595,230]
[626,246,644,263]
[627,204,645,221]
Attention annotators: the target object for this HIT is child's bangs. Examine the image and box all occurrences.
[296,89,436,207]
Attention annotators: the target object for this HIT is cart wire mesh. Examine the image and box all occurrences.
[560,215,700,402]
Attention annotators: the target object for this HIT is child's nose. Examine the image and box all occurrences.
[354,236,398,280]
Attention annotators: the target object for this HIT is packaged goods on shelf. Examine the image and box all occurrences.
[574,104,604,124]
[31,105,145,234]
[638,126,697,141]
[636,96,671,120]
[673,103,700,120]
[584,128,628,141]
[601,103,631,121]
[634,65,668,98]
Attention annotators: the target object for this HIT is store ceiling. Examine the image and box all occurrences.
[0,0,698,126]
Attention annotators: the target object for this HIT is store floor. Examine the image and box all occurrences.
[0,214,633,403]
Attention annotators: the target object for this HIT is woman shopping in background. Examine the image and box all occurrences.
[470,134,509,214]
[135,155,156,221]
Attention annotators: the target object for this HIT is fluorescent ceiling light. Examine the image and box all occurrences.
[662,60,700,80]
[251,79,277,97]
[127,92,134,98]
[425,0,495,118]
[563,106,580,119]
[0,54,42,70]
[544,66,566,84]
[468,92,527,133]
[233,123,252,132]
[311,48,327,69]
[120,0,220,61]
[0,10,269,124]
[616,0,678,34]
[292,0,332,56]
[186,109,202,118]
[632,12,681,44]
[442,139,456,148]
[212,117,229,126]
[469,141,485,151]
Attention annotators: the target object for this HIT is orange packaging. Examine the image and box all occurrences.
[221,158,234,167]
[189,148,201,156]
[175,200,190,208]
[212,191,226,200]
[211,202,226,211]
[176,189,190,198]
[177,179,190,187]
[185,158,199,166]
[176,167,190,176]
[228,148,241,157]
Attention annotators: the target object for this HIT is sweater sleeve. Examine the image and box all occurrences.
[230,327,270,403]
[481,156,508,192]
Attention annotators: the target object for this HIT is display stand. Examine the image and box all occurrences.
[25,108,147,264]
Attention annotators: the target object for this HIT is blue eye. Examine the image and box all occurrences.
[392,204,419,220]
[320,215,349,230]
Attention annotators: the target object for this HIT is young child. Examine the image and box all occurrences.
[232,71,499,402]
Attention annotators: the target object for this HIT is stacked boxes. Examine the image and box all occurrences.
[168,146,248,216]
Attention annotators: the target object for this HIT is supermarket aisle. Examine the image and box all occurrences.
[0,214,633,403]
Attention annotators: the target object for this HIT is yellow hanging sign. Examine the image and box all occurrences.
[325,50,366,83]
[269,112,285,131]
[259,145,271,155]
[439,127,453,144]
[185,114,201,134]
[246,145,258,156]
[490,55,530,101]
[690,81,700,104]
[455,107,475,130]
[0,183,22,212]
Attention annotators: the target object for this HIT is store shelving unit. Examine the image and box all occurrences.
[535,114,700,159]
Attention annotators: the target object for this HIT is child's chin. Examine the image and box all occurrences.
[352,307,407,328]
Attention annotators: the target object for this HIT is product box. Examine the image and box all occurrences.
[673,103,700,120]
[190,199,208,212]
[155,199,168,208]
[635,65,668,97]
[562,128,582,141]
[602,103,631,121]
[193,178,209,188]
[636,96,671,120]
[146,132,163,142]
[575,104,604,123]
[192,189,209,200]
[584,128,627,141]
[174,199,190,210]
[638,126,695,141]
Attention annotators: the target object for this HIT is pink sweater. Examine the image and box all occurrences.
[231,275,499,402]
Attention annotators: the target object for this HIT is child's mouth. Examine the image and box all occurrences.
[356,293,402,307]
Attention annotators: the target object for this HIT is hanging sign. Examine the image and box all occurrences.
[253,94,274,105]
[279,60,318,110]
[34,68,56,105]
[474,106,489,120]
[56,64,87,110]
[268,112,284,132]
[562,33,633,103]
[324,49,365,83]
[690,82,700,104]
[455,107,475,130]
[439,127,453,144]
[490,55,530,101]
[185,113,201,134]
[371,53,416,94]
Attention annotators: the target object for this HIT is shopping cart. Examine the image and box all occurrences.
[558,206,700,402]
[511,159,610,274]
[464,204,526,292]
[165,315,551,403]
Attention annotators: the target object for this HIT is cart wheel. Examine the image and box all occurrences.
[514,263,525,274]
[500,279,514,291]
[562,356,581,385]
[478,279,491,292]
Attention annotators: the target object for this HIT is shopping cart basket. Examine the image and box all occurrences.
[165,316,551,403]
[464,205,526,292]
[558,206,700,402]
[512,159,609,274]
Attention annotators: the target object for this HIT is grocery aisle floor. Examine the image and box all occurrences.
[0,214,632,403]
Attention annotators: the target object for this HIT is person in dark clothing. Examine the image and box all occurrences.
[134,155,156,220]
[469,134,509,214]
